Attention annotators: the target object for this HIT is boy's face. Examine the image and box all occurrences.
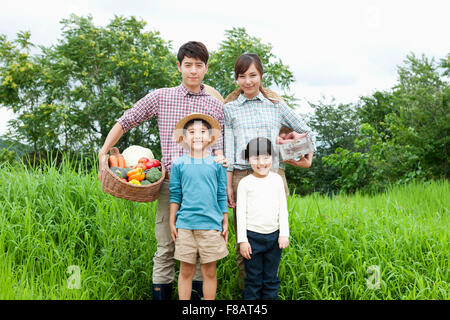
[183,121,212,153]
[177,56,208,91]
[249,154,272,177]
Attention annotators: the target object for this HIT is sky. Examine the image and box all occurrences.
[1,0,449,135]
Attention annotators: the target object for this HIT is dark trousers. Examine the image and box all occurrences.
[243,230,282,300]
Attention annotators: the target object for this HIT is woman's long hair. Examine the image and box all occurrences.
[226,53,281,104]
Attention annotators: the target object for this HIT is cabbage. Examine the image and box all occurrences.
[122,145,154,168]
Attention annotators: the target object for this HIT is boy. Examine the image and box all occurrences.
[97,41,226,300]
[236,137,289,300]
[169,113,229,300]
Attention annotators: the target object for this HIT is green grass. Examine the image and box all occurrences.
[0,158,448,299]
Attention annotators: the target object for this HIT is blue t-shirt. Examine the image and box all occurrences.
[169,155,228,231]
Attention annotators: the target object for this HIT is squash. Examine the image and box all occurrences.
[122,145,154,168]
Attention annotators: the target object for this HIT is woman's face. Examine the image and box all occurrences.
[236,63,262,99]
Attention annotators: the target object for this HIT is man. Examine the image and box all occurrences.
[98,41,226,300]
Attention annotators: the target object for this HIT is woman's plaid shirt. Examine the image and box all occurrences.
[224,92,316,171]
[117,84,224,173]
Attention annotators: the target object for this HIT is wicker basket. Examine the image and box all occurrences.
[101,147,166,202]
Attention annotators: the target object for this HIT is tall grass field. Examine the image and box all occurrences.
[0,157,448,299]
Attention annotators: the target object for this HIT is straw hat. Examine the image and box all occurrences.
[173,113,221,147]
[203,83,224,103]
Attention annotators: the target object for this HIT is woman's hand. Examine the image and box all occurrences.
[227,185,236,208]
[283,152,313,168]
[240,242,252,260]
[278,236,289,249]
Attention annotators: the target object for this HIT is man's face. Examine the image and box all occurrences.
[183,121,212,153]
[177,56,208,90]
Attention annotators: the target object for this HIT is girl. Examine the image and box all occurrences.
[223,53,316,286]
[236,137,289,300]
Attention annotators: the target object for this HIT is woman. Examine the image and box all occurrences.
[223,53,316,289]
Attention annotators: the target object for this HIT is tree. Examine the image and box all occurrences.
[0,15,179,157]
[205,27,295,105]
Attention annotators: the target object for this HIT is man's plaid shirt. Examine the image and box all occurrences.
[117,84,224,173]
[224,92,316,171]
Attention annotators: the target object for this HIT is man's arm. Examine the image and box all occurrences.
[98,122,125,181]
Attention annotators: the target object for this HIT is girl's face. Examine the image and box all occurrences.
[249,154,272,178]
[236,63,262,99]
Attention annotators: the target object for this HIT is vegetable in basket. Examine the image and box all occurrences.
[146,167,162,183]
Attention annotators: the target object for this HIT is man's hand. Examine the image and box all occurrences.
[222,213,229,245]
[278,236,289,249]
[214,151,229,168]
[240,242,252,260]
[98,151,107,181]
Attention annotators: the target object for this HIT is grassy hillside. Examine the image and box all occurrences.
[0,159,448,299]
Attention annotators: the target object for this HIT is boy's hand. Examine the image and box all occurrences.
[240,242,252,260]
[170,224,178,243]
[222,213,229,245]
[278,236,289,249]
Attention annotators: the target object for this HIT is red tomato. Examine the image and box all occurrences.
[138,157,150,164]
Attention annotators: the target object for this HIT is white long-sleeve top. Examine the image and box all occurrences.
[236,171,289,243]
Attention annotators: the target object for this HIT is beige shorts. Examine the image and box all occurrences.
[174,229,229,265]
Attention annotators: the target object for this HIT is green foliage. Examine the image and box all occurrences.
[0,15,179,155]
[320,53,449,194]
[205,27,295,105]
[1,157,448,299]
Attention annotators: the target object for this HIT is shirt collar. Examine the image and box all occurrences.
[237,91,265,105]
[179,83,207,97]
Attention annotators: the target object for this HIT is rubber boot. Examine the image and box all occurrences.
[191,280,203,300]
[152,283,173,300]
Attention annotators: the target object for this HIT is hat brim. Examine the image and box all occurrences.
[173,113,221,147]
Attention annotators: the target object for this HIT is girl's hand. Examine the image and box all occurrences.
[226,185,236,208]
[278,236,289,249]
[170,224,178,243]
[240,242,252,260]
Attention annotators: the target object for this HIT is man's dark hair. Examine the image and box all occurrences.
[177,41,209,64]
[242,137,274,160]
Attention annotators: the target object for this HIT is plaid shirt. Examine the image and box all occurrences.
[224,92,316,171]
[117,84,224,173]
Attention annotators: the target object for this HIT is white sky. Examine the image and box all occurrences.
[1,0,449,135]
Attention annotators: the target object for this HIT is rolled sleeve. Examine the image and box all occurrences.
[117,90,159,133]
[280,102,317,151]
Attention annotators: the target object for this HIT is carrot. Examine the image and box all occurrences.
[117,155,126,168]
[109,155,119,167]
